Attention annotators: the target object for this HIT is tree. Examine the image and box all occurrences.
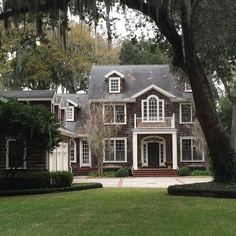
[119,38,168,65]
[0,0,236,182]
[0,99,61,177]
[86,103,120,176]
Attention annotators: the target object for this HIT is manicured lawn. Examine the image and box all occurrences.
[0,188,236,236]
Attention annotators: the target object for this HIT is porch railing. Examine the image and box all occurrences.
[134,113,175,129]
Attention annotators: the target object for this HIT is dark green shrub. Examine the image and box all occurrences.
[115,167,130,177]
[88,171,99,177]
[179,166,190,176]
[191,170,212,176]
[104,170,116,177]
[50,171,73,187]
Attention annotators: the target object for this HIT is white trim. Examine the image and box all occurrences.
[65,106,74,121]
[17,98,53,101]
[172,132,178,169]
[141,136,166,167]
[80,138,91,167]
[180,136,204,162]
[69,139,77,163]
[185,82,192,92]
[103,137,127,163]
[6,138,27,169]
[103,103,127,125]
[132,129,177,134]
[133,133,138,170]
[131,84,176,99]
[67,99,79,107]
[105,70,124,78]
[179,103,193,124]
[141,95,165,122]
[109,77,121,93]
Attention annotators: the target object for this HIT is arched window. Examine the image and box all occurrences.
[70,140,76,163]
[142,95,164,122]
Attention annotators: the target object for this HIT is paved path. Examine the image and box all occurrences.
[74,176,212,188]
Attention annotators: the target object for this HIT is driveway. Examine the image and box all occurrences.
[74,176,212,188]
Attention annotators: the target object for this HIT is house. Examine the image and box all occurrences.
[0,90,69,176]
[0,65,206,176]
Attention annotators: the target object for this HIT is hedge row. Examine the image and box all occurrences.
[168,182,236,198]
[0,171,73,190]
[0,183,103,197]
[89,167,131,177]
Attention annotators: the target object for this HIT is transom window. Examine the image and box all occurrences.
[180,137,204,162]
[6,139,27,169]
[180,103,193,123]
[70,140,76,163]
[104,104,126,124]
[142,95,164,122]
[104,138,127,162]
[65,107,74,121]
[109,77,120,93]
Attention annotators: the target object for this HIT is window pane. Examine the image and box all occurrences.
[182,139,192,161]
[149,97,157,120]
[159,101,163,120]
[82,140,90,164]
[105,140,115,161]
[115,140,125,161]
[70,141,75,162]
[104,105,114,123]
[143,101,147,121]
[192,140,203,161]
[110,78,120,92]
[181,104,192,122]
[8,140,25,168]
[66,108,73,120]
[115,105,125,123]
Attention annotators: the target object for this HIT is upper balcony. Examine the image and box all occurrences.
[134,113,175,129]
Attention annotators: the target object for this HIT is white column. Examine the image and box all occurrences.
[133,132,138,170]
[172,132,178,169]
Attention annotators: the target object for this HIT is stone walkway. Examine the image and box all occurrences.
[74,176,212,188]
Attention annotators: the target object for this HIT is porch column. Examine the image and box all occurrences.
[172,132,178,169]
[132,132,138,170]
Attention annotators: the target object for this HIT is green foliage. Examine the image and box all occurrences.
[191,170,212,176]
[218,96,232,135]
[0,99,61,153]
[88,171,99,177]
[168,182,236,198]
[179,167,191,176]
[115,167,130,177]
[119,38,168,65]
[0,171,73,190]
[104,170,117,177]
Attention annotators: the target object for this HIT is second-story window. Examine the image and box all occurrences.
[109,77,120,93]
[66,107,74,121]
[180,103,193,123]
[142,95,164,122]
[104,104,126,124]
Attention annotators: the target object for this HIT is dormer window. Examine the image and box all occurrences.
[66,106,74,121]
[185,82,192,92]
[109,77,120,93]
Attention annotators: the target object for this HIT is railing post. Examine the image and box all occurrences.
[134,113,137,128]
[172,113,175,128]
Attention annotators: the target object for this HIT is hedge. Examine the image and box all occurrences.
[168,182,236,198]
[0,183,103,197]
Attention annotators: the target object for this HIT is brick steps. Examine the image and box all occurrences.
[72,167,96,176]
[133,168,178,177]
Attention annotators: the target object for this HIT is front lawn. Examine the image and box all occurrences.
[0,188,236,236]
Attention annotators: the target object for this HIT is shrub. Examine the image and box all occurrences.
[0,171,73,190]
[115,167,130,177]
[191,170,212,176]
[88,171,99,177]
[179,166,190,176]
[104,170,116,177]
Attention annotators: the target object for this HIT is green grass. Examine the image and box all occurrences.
[0,188,236,236]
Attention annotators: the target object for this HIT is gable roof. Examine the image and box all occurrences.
[89,65,192,102]
[105,70,124,78]
[0,90,55,100]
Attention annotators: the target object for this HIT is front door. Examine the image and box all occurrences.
[148,143,159,167]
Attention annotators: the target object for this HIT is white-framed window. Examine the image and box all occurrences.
[104,138,127,163]
[80,139,91,167]
[109,77,120,93]
[65,106,74,121]
[142,95,164,122]
[70,140,76,163]
[185,82,192,92]
[180,103,193,123]
[6,138,27,169]
[180,137,204,162]
[104,104,126,124]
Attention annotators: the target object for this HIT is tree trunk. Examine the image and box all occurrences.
[97,157,104,176]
